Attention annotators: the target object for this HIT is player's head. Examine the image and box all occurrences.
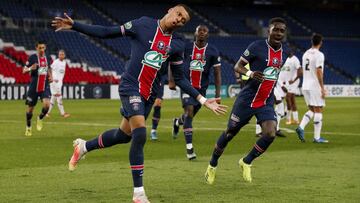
[58,49,66,60]
[195,25,209,42]
[268,17,287,46]
[163,4,191,31]
[312,33,323,48]
[35,41,46,55]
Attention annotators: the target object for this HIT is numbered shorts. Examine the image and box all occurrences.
[302,89,325,107]
[120,95,154,120]
[25,86,51,107]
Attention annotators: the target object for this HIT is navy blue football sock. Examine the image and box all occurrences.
[38,107,48,119]
[210,131,234,167]
[243,135,275,164]
[85,128,131,152]
[26,112,33,127]
[183,115,193,145]
[129,127,146,187]
[152,106,161,130]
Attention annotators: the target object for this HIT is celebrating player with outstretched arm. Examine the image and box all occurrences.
[23,41,52,136]
[52,4,227,203]
[205,17,288,184]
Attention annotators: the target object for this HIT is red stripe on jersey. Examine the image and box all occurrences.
[251,46,282,108]
[138,26,172,100]
[36,56,48,92]
[190,43,207,89]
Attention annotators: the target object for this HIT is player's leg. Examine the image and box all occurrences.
[289,93,299,124]
[296,90,314,142]
[285,93,292,124]
[150,98,162,141]
[68,117,132,171]
[312,92,327,143]
[47,94,56,116]
[240,107,277,182]
[274,99,286,137]
[25,105,34,136]
[173,92,188,138]
[206,100,252,184]
[183,105,196,160]
[36,94,50,131]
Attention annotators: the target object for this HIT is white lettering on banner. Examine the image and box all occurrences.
[14,86,18,99]
[324,85,360,97]
[75,86,80,99]
[1,86,5,99]
[7,86,12,99]
[81,86,85,99]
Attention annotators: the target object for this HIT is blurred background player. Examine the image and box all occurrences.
[205,17,288,184]
[47,49,70,118]
[296,34,328,143]
[150,75,166,141]
[172,25,222,160]
[282,47,302,125]
[52,5,226,203]
[272,67,288,138]
[23,41,52,136]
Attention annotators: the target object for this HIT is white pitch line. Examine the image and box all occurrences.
[0,120,359,136]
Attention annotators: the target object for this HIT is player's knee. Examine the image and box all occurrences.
[262,127,276,137]
[184,108,194,118]
[132,127,146,145]
[225,128,239,141]
[117,128,132,143]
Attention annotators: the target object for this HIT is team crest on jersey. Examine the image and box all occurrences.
[190,60,206,71]
[195,53,203,60]
[124,21,132,29]
[263,67,280,81]
[141,51,168,69]
[157,41,165,51]
[272,57,280,66]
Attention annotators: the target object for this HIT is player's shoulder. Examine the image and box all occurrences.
[171,33,186,51]
[136,16,155,23]
[207,43,219,52]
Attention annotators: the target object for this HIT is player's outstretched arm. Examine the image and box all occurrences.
[171,63,227,115]
[52,13,122,38]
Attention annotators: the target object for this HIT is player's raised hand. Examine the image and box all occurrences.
[250,71,264,82]
[204,98,228,115]
[51,13,74,32]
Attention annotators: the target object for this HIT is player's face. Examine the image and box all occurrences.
[58,51,65,60]
[195,25,209,42]
[166,6,190,30]
[268,23,286,45]
[36,44,46,55]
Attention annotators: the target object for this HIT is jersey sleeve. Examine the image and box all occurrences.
[25,55,36,68]
[316,53,325,69]
[211,47,221,67]
[119,17,145,38]
[240,41,257,64]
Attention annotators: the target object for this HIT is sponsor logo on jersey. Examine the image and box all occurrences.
[263,67,280,81]
[244,49,250,57]
[141,51,168,70]
[38,67,48,75]
[189,60,205,71]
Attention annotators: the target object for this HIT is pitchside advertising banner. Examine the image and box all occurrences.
[2,84,360,100]
[0,84,111,100]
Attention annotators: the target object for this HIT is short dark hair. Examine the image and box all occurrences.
[269,17,287,26]
[176,4,192,19]
[312,33,323,46]
[58,49,65,54]
[36,40,46,47]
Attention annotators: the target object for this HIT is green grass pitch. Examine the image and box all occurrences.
[0,98,359,202]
